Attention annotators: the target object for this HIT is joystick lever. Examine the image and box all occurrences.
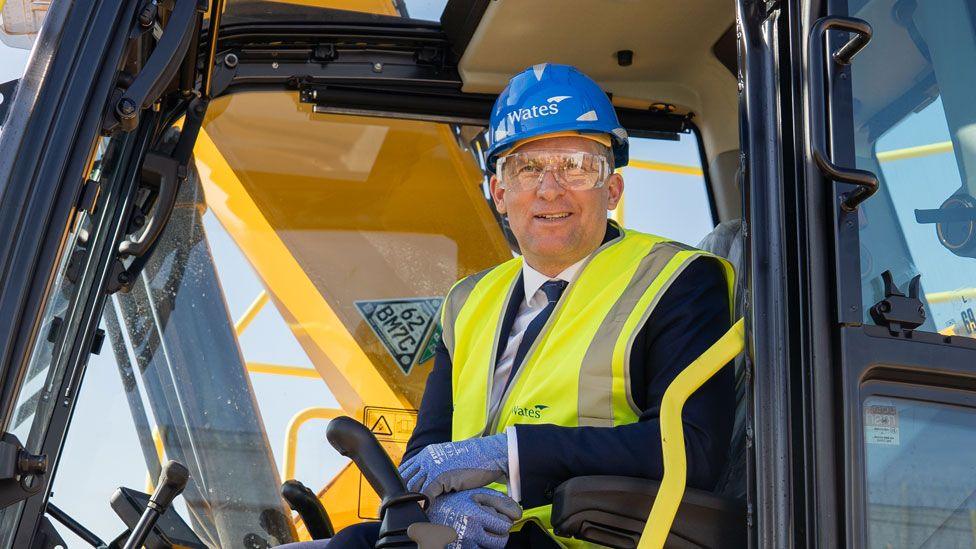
[122,460,190,549]
[327,416,456,548]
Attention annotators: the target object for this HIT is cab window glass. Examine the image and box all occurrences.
[615,133,715,246]
[862,395,976,548]
[48,91,508,545]
[848,0,976,337]
[0,136,127,543]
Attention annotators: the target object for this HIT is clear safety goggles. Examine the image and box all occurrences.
[496,150,611,192]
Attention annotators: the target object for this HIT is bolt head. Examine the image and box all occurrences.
[224,53,239,69]
[373,62,383,72]
[116,98,137,119]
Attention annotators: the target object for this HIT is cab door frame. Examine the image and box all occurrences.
[0,0,147,545]
[736,0,803,547]
[800,0,976,546]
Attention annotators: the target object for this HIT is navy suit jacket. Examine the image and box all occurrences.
[403,225,734,509]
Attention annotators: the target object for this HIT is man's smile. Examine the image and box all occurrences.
[533,212,573,222]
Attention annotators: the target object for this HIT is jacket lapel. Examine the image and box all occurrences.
[495,272,524,366]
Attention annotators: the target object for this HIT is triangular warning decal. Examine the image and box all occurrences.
[355,297,444,374]
[417,324,442,365]
[369,415,393,437]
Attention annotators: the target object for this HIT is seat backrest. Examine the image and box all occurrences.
[698,217,746,500]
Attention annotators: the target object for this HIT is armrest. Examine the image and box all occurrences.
[551,476,745,549]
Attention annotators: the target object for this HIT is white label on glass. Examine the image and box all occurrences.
[865,405,900,445]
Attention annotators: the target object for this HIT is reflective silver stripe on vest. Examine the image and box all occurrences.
[577,242,703,426]
[441,267,494,361]
[622,250,705,416]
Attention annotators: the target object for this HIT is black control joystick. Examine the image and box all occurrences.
[122,460,190,549]
[326,416,456,548]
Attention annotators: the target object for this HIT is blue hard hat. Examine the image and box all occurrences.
[485,63,629,174]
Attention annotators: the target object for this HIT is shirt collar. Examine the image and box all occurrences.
[520,221,620,304]
[522,256,587,306]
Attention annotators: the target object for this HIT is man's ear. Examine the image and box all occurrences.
[606,172,624,211]
[490,174,507,214]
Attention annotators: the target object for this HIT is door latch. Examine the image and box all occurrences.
[869,270,926,335]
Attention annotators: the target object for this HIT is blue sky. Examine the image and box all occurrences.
[1,43,29,81]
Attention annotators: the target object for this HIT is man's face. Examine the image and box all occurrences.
[490,136,623,271]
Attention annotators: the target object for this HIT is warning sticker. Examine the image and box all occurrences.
[364,406,417,443]
[865,405,900,445]
[416,324,442,365]
[358,407,418,519]
[355,297,443,374]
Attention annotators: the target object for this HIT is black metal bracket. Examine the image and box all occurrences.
[207,52,240,98]
[103,0,203,133]
[870,271,926,335]
[806,16,880,212]
[0,433,48,510]
[107,96,209,294]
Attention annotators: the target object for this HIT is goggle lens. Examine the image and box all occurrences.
[497,151,609,191]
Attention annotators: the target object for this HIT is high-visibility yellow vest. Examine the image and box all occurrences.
[440,226,735,547]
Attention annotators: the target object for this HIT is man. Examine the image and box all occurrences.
[288,63,735,548]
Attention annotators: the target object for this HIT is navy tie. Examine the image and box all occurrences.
[511,280,569,373]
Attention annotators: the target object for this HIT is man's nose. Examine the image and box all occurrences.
[535,170,564,200]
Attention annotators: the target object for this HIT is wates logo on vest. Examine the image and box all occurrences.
[511,404,549,419]
[505,96,571,127]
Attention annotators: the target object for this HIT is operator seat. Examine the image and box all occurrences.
[698,217,746,501]
[551,167,748,548]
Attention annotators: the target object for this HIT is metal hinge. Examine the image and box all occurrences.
[0,434,48,509]
[102,0,204,133]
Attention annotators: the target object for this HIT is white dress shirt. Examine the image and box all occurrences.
[497,257,588,501]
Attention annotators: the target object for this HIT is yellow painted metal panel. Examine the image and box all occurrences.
[225,0,399,16]
[877,140,953,162]
[246,362,322,379]
[195,125,404,413]
[925,287,976,304]
[197,91,510,411]
[235,290,269,335]
[628,159,704,176]
[272,0,398,14]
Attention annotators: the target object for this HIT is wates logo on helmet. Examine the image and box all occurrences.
[505,96,571,127]
[511,404,549,419]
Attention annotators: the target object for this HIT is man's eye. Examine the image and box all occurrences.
[518,165,543,174]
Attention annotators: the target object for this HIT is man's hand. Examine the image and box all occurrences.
[398,434,509,499]
[427,487,522,549]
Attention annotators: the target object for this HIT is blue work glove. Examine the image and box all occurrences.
[427,487,522,549]
[398,434,509,499]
